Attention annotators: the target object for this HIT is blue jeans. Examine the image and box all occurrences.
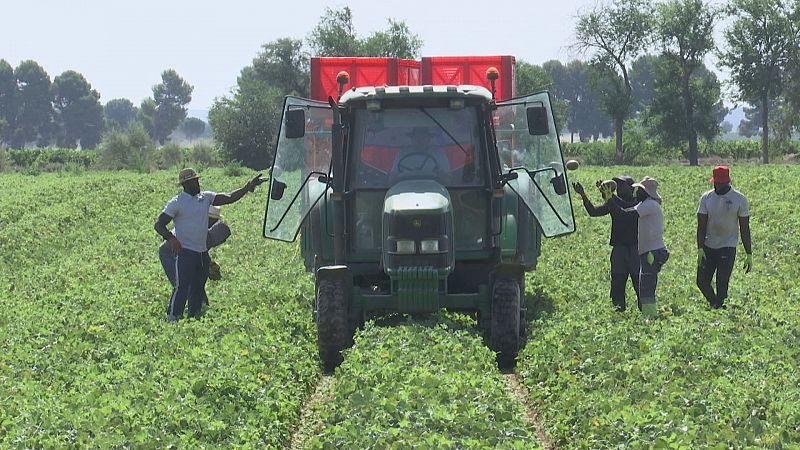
[166,249,211,320]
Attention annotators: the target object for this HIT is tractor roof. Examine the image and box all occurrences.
[339,84,493,105]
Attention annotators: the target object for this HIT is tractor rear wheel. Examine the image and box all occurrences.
[316,279,350,372]
[491,278,522,369]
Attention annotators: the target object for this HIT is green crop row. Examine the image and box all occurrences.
[306,317,540,449]
[562,140,800,165]
[0,170,319,448]
[521,164,800,448]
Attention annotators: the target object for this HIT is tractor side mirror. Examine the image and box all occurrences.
[270,180,287,200]
[285,109,306,139]
[526,105,549,136]
[550,172,567,195]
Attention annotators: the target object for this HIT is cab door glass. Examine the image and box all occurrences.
[263,96,332,242]
[496,92,575,237]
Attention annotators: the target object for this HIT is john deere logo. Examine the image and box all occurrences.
[412,218,422,228]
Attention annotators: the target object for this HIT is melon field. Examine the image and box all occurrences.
[0,165,798,449]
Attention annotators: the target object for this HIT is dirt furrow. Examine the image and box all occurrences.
[288,374,334,450]
[504,372,556,450]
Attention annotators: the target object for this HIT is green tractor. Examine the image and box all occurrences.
[263,74,576,370]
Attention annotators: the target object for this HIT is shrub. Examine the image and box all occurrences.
[158,143,184,169]
[97,125,156,172]
[188,142,219,168]
[223,160,245,177]
[0,146,8,172]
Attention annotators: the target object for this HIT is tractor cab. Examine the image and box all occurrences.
[263,57,575,371]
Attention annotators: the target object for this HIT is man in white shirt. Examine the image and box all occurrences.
[696,166,752,309]
[154,168,266,321]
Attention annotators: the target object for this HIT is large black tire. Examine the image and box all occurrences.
[491,278,522,369]
[316,279,350,373]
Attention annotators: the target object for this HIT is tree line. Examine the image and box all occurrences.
[210,1,800,168]
[0,61,197,150]
[3,0,798,168]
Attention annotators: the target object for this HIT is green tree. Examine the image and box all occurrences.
[138,97,156,138]
[250,38,309,96]
[211,37,313,168]
[544,60,610,142]
[655,0,721,165]
[644,59,727,152]
[719,0,798,163]
[181,117,206,140]
[361,19,423,59]
[152,69,193,144]
[630,54,659,115]
[104,98,137,130]
[308,7,361,57]
[574,0,654,163]
[309,8,423,58]
[0,59,15,146]
[209,81,282,169]
[517,61,569,132]
[11,60,54,148]
[52,70,104,149]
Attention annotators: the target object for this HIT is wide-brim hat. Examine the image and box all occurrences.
[612,175,634,185]
[178,168,200,185]
[632,176,661,201]
[709,165,732,183]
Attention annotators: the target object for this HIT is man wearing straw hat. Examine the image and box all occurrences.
[154,168,266,321]
[696,166,752,309]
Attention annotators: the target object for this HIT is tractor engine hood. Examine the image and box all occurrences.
[382,180,455,276]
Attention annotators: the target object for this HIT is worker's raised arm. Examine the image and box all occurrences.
[213,174,268,206]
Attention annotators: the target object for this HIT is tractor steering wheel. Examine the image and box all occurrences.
[396,151,440,173]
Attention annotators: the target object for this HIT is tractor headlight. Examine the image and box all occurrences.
[395,239,416,254]
[420,239,440,254]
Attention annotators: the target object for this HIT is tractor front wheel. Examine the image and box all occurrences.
[316,279,351,373]
[491,278,522,369]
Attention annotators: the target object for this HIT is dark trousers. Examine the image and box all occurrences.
[167,249,211,320]
[610,244,640,311]
[160,244,209,306]
[697,246,736,308]
[639,248,669,311]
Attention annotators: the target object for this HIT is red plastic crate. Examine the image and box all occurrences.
[310,57,421,101]
[421,56,516,101]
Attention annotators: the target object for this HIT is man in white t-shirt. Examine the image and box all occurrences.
[154,168,266,321]
[696,166,752,309]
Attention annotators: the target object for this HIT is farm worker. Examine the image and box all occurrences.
[154,168,267,321]
[696,166,752,309]
[159,204,231,293]
[607,176,669,318]
[572,175,641,312]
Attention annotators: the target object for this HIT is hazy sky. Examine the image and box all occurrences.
[3,0,728,111]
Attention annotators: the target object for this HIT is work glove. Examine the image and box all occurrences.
[646,251,655,265]
[697,247,706,268]
[599,184,614,202]
[743,253,752,273]
[208,261,222,281]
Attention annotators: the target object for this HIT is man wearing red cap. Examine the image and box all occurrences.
[696,166,752,309]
